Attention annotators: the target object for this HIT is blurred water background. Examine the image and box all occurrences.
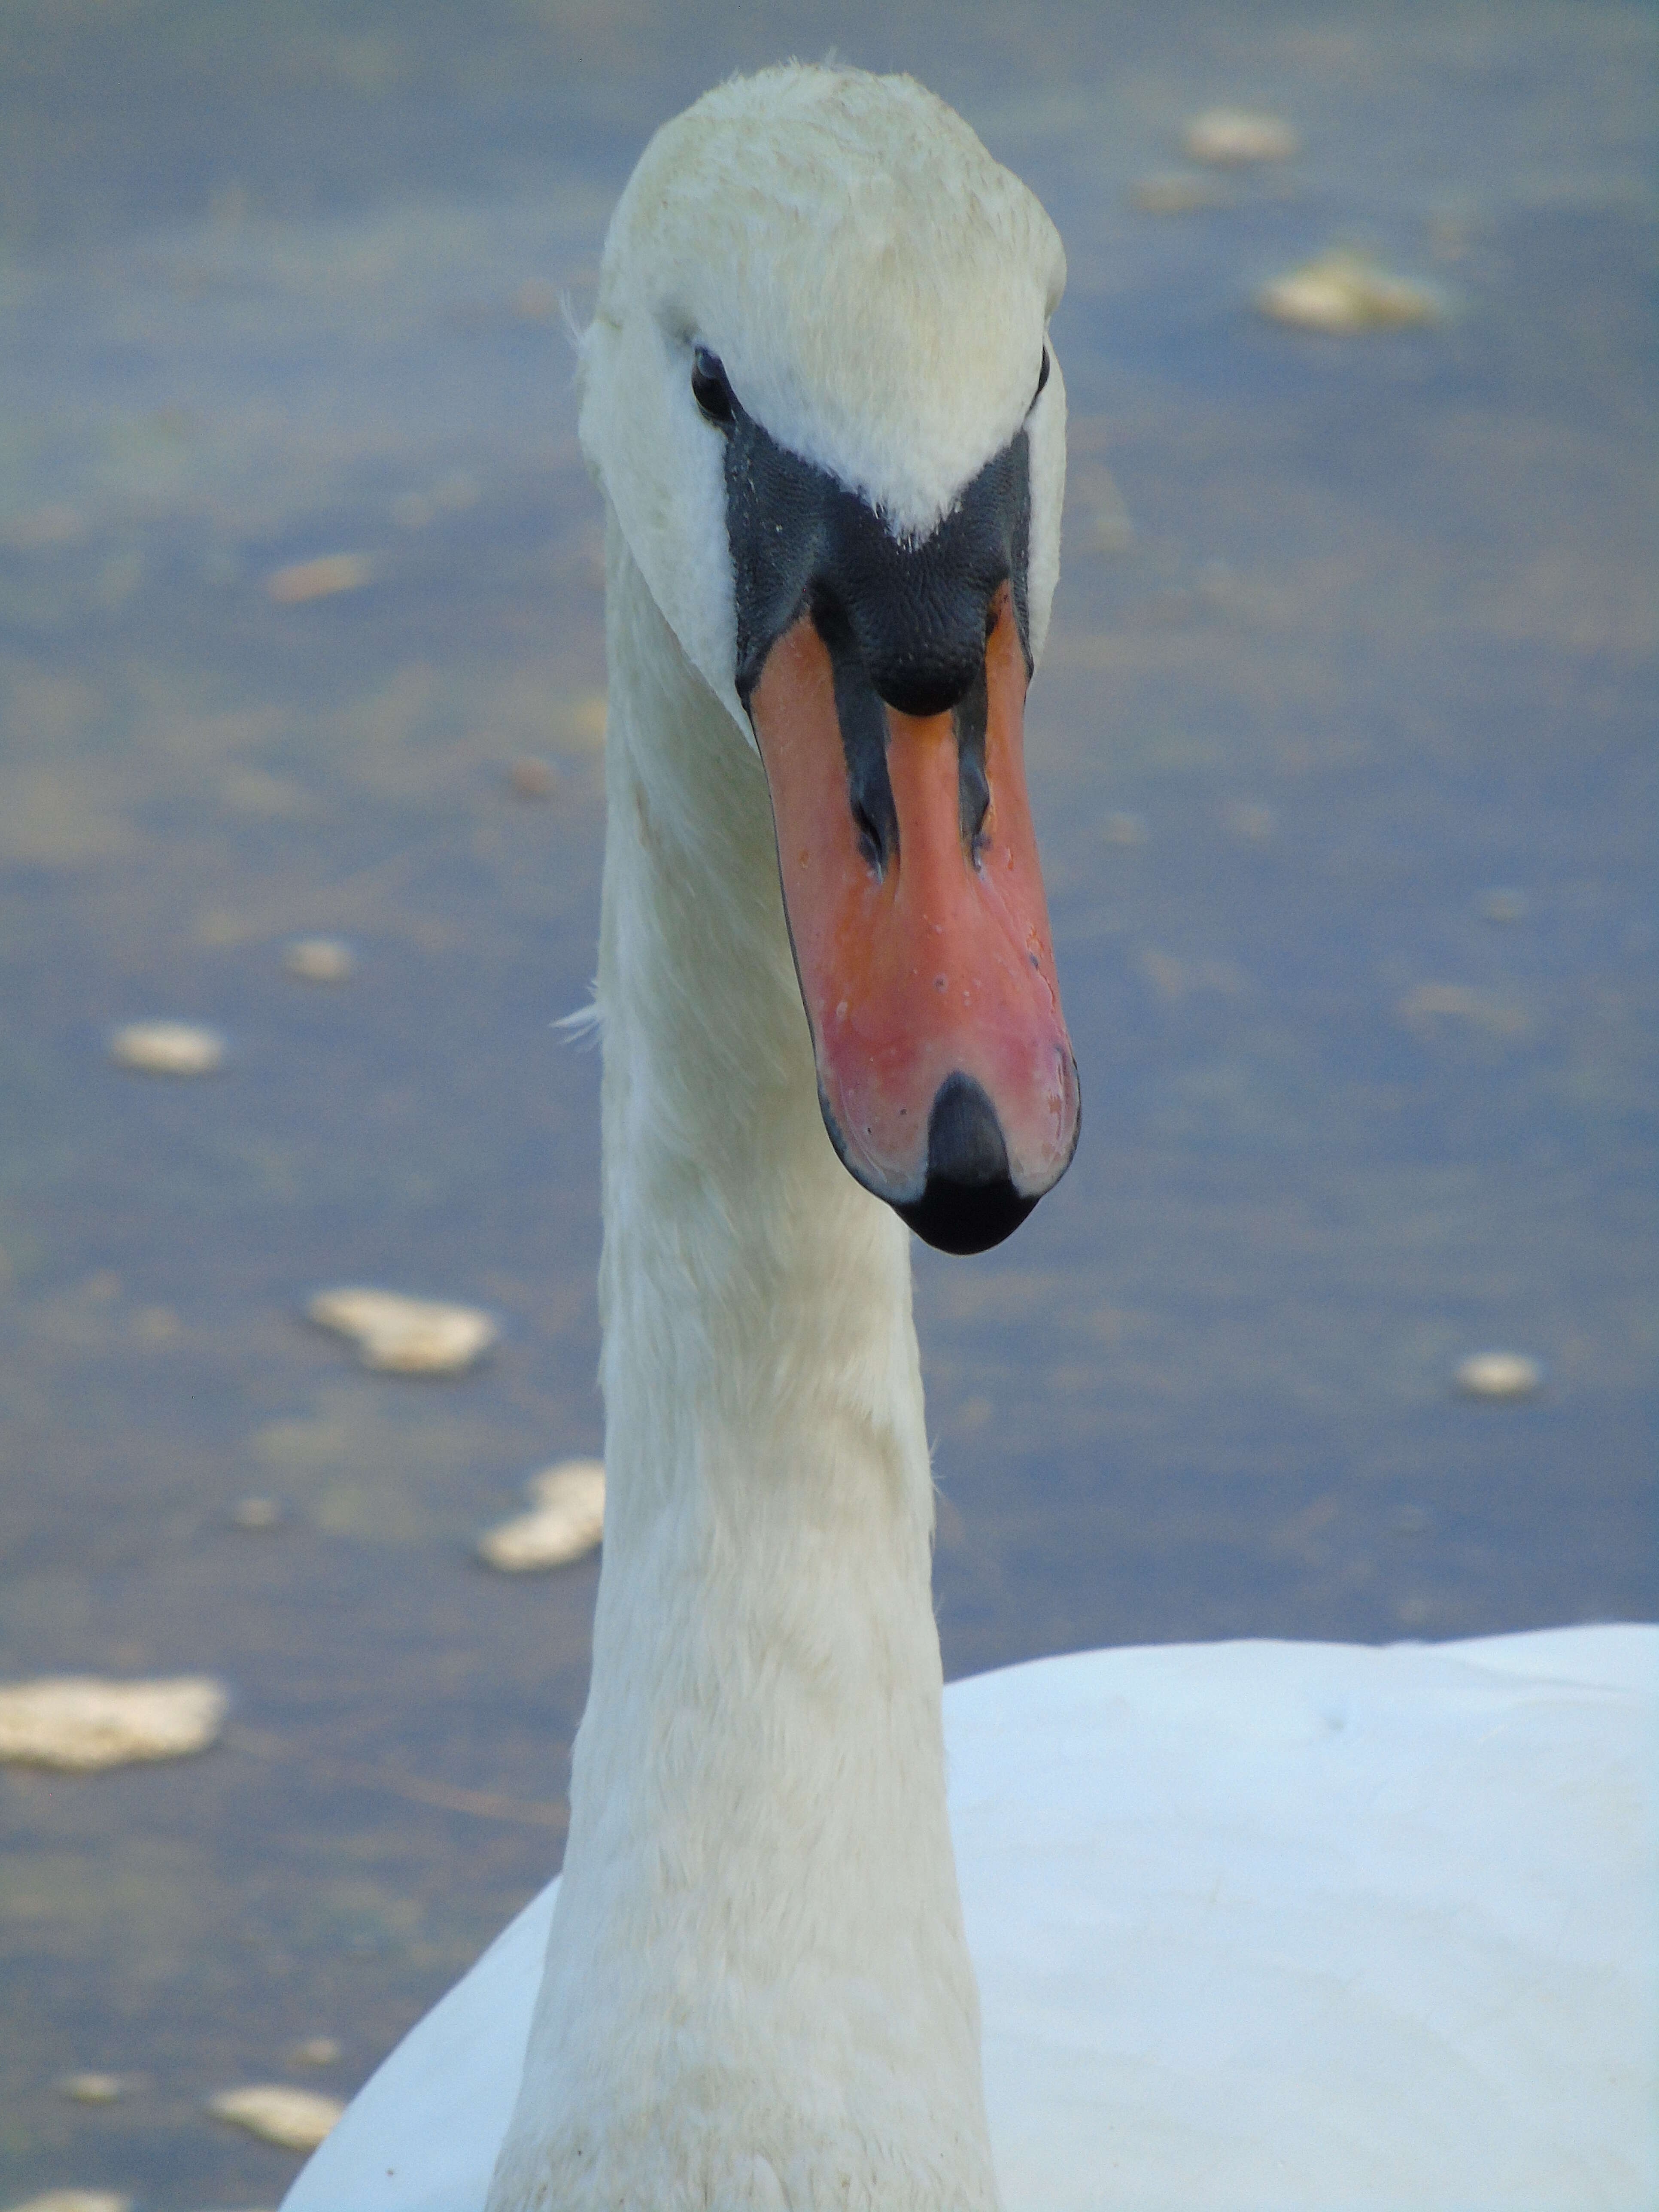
[0,1,1652,2203]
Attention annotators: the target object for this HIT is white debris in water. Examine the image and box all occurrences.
[1481,887,1528,924]
[1225,801,1277,841]
[206,2085,345,2152]
[109,1021,225,1076]
[306,1288,498,1376]
[266,553,373,605]
[1184,107,1297,164]
[0,1677,227,1771]
[1101,812,1149,847]
[1258,249,1439,334]
[6,2193,134,2212]
[283,937,355,983]
[231,1497,286,1531]
[286,2036,341,2069]
[58,2074,132,2105]
[1455,1352,1544,1401]
[1397,982,1530,1038]
[478,1459,606,1572]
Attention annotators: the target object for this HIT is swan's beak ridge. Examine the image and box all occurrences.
[751,596,1079,1254]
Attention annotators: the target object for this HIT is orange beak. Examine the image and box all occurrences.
[750,584,1079,1252]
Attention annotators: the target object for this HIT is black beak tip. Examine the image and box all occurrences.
[895,1177,1038,1256]
[893,1070,1042,1256]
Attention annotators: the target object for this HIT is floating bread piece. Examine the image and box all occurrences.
[1258,249,1438,334]
[283,937,355,983]
[1480,887,1528,924]
[58,2073,133,2105]
[109,1021,225,1076]
[1225,801,1277,842]
[1184,107,1297,164]
[231,1496,286,1530]
[0,1676,226,1772]
[7,2193,134,2212]
[568,690,608,749]
[1455,1352,1544,1401]
[266,553,373,606]
[307,1288,498,1376]
[207,2084,345,2152]
[478,1459,605,1572]
[508,758,559,801]
[287,2036,342,2069]
[1397,981,1529,1037]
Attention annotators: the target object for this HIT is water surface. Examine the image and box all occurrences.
[0,3,1652,2203]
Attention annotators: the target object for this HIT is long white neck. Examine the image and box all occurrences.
[486,518,1000,2211]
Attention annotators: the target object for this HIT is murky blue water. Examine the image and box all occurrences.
[0,3,1653,2203]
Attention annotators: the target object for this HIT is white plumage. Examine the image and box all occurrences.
[283,65,1657,2212]
[286,1629,1656,2210]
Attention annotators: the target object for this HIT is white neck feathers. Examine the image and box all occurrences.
[485,518,1000,2211]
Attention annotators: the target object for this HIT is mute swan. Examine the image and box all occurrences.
[284,66,1657,2212]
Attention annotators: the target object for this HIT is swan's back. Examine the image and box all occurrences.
[284,1624,1658,2212]
[960,1626,1656,2210]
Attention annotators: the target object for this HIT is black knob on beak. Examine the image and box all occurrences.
[894,1072,1037,1255]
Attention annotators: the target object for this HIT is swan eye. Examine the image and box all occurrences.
[691,346,736,426]
[1033,348,1051,404]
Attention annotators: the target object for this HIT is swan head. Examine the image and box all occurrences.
[582,65,1080,1254]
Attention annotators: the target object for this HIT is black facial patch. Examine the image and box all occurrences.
[724,405,1033,719]
[717,385,1033,880]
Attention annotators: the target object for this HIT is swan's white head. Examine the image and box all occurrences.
[581,65,1079,1253]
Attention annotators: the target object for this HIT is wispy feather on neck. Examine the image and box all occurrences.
[553,990,604,1046]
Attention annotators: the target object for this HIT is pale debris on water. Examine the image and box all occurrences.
[1258,249,1439,334]
[0,1677,227,1771]
[266,553,374,606]
[109,1021,225,1076]
[207,2085,345,2152]
[1225,800,1277,842]
[286,2036,341,2069]
[307,1287,498,1376]
[283,937,355,983]
[478,1459,606,1572]
[1184,107,1297,164]
[231,1496,286,1531]
[1397,982,1530,1039]
[58,2074,133,2105]
[1455,1352,1544,1401]
[565,690,608,750]
[508,757,559,800]
[6,2193,134,2212]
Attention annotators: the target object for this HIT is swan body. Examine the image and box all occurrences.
[283,65,1658,2212]
[286,1626,1657,2210]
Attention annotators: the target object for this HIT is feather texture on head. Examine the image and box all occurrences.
[578,64,1068,732]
